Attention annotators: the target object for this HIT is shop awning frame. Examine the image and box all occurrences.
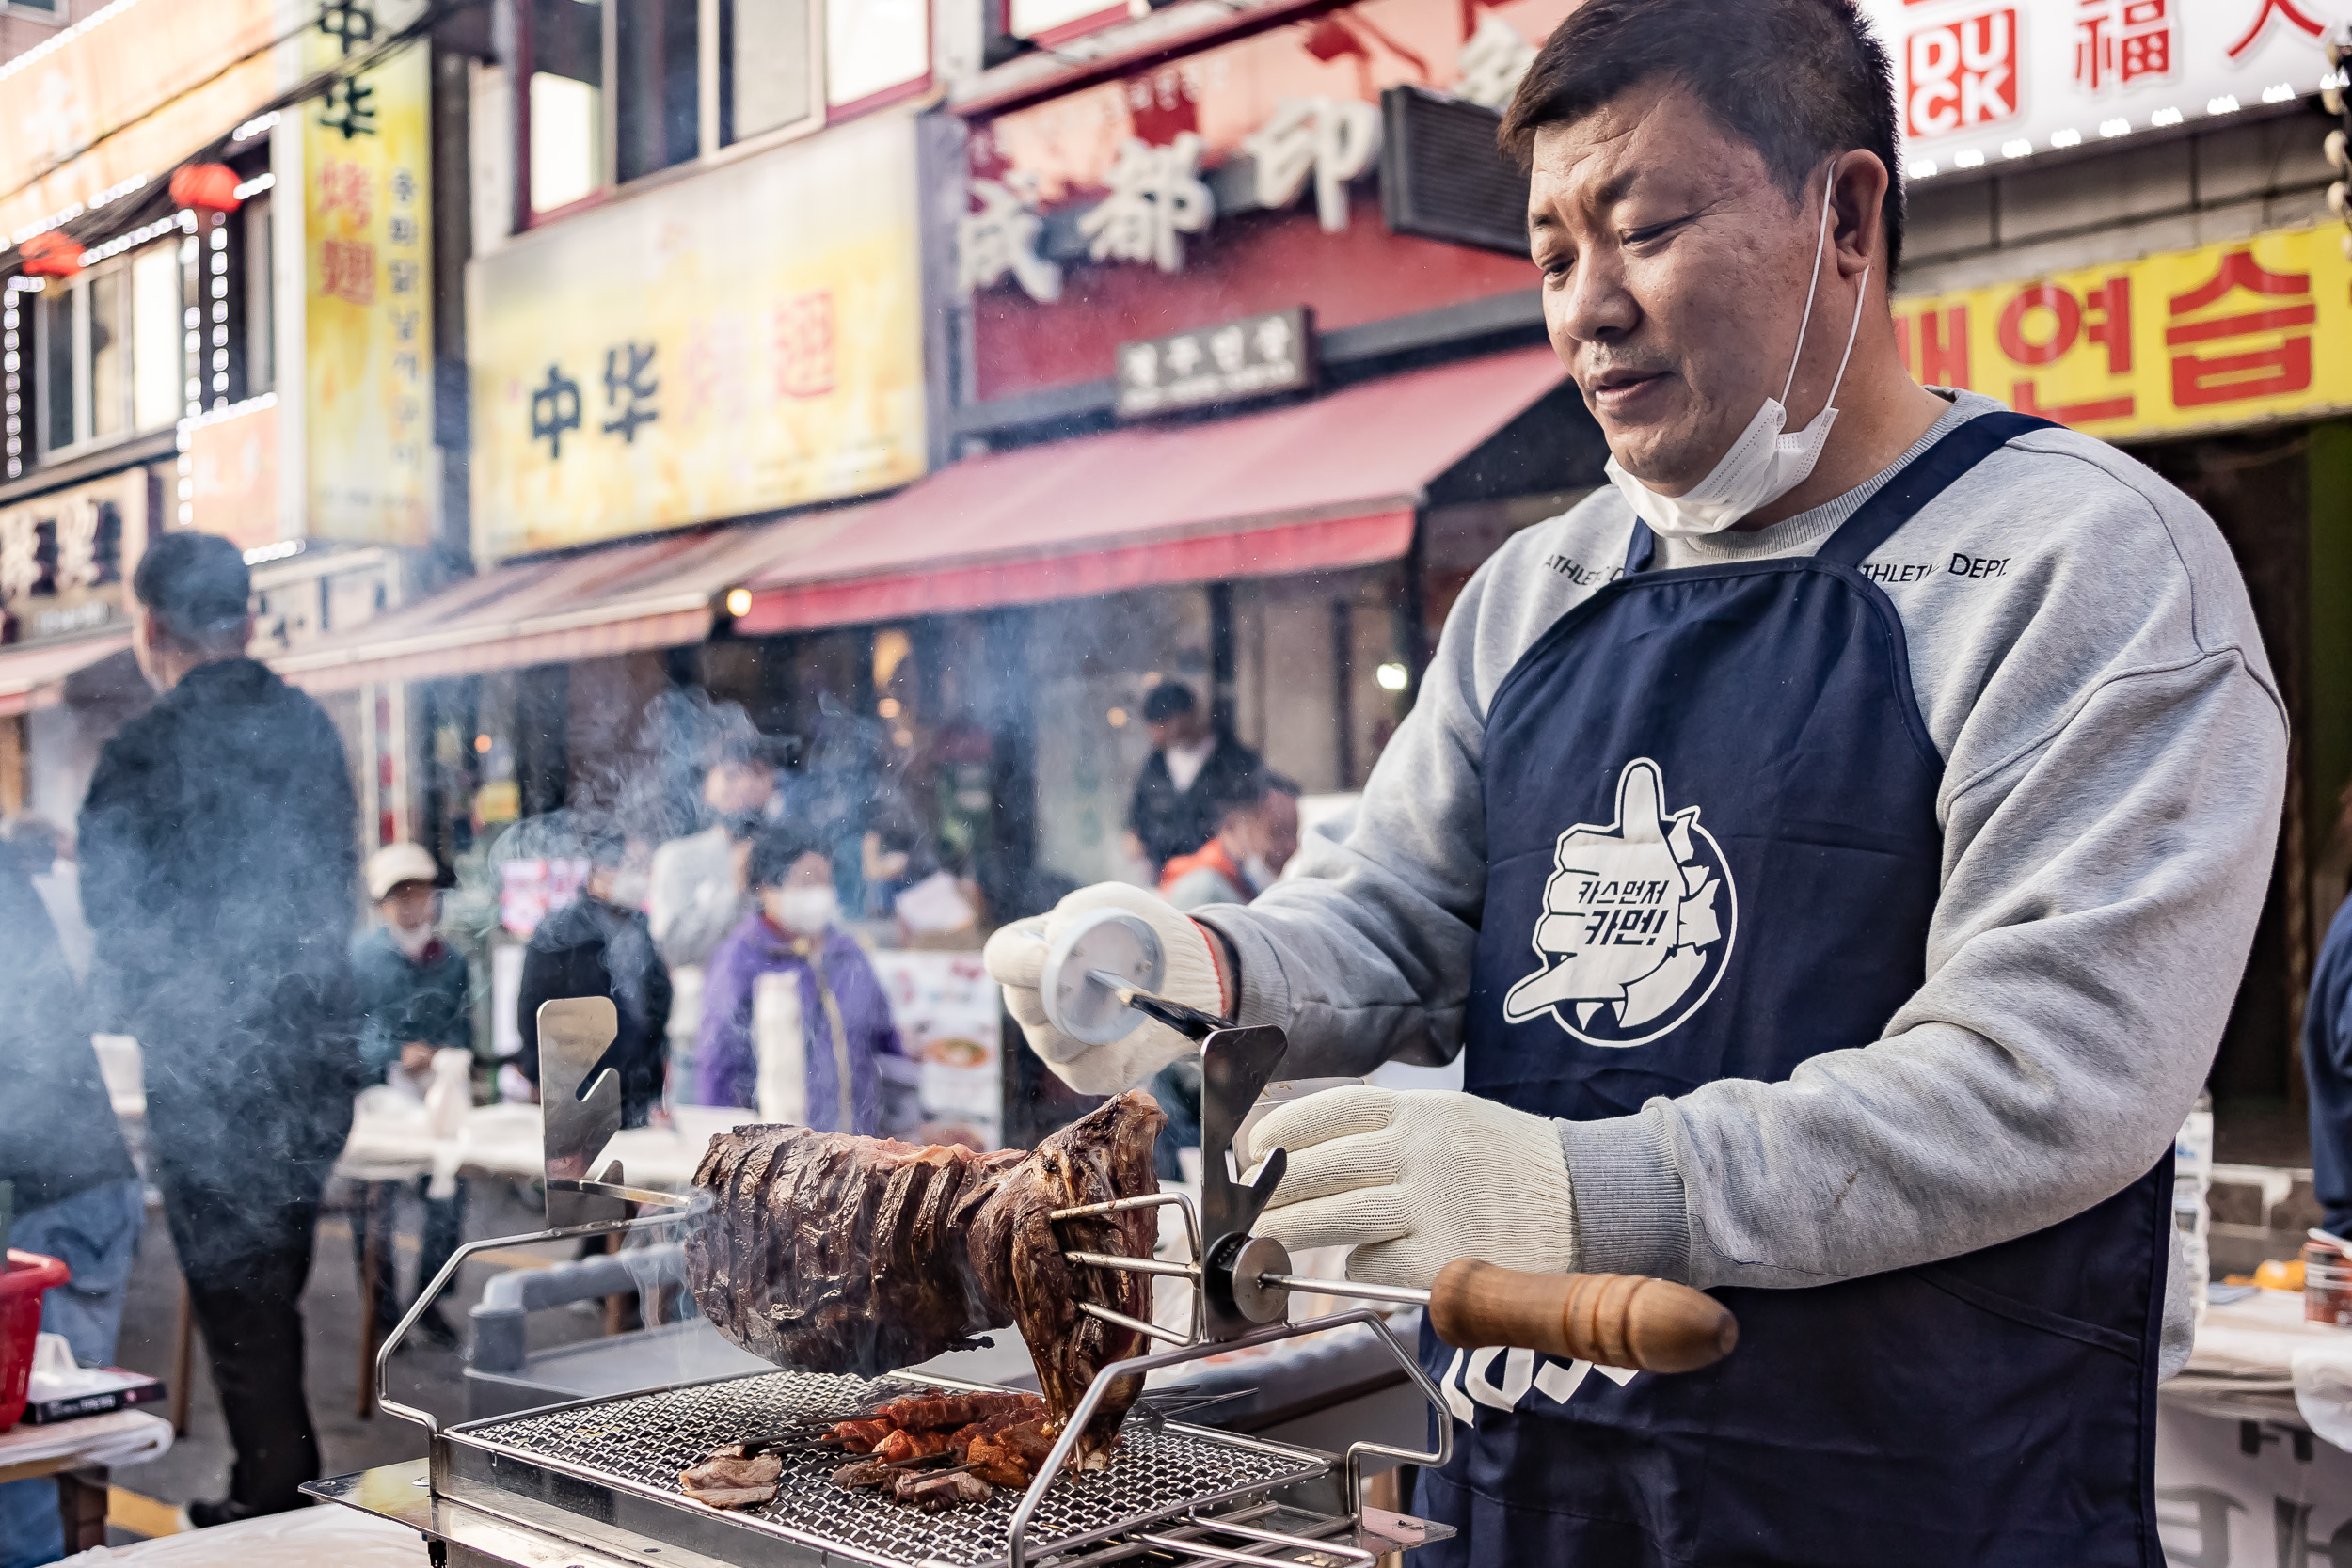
[730,345,1567,637]
[269,523,785,696]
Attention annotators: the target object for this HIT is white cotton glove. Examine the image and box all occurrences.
[1246,1085,1580,1291]
[983,882,1230,1097]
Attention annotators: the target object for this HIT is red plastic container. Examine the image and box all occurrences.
[0,1250,71,1430]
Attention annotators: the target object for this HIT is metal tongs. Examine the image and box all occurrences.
[1035,909,1740,1370]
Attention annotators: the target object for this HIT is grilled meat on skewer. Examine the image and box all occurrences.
[897,1469,993,1512]
[686,1092,1168,1467]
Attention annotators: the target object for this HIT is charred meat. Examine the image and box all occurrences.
[687,1092,1167,1465]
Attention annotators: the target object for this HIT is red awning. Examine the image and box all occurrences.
[730,345,1567,636]
[269,525,786,696]
[0,633,133,717]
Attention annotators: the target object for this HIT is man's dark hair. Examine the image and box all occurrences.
[748,823,832,891]
[1141,682,1197,723]
[1500,0,1906,278]
[134,531,251,649]
[1204,764,1297,827]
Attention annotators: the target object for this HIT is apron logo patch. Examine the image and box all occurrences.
[1502,757,1736,1047]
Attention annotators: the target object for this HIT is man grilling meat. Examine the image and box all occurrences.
[985,2,2287,1562]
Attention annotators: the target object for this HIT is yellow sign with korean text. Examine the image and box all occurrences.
[1893,225,2352,441]
[469,112,927,562]
[302,24,435,546]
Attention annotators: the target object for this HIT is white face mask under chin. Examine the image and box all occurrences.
[1604,179,1872,539]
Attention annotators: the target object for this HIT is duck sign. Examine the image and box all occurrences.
[1503,758,1736,1048]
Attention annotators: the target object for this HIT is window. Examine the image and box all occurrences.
[827,0,928,112]
[725,0,815,143]
[518,0,838,222]
[130,245,181,430]
[244,194,276,394]
[31,245,183,456]
[529,0,606,215]
[616,0,700,183]
[1005,0,1124,48]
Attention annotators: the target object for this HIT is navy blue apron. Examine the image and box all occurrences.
[1414,412,2169,1567]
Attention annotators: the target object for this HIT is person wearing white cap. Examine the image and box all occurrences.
[350,841,472,1347]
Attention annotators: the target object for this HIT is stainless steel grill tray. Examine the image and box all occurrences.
[436,1370,1335,1568]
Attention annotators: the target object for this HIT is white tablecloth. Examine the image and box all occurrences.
[58,1501,426,1566]
[0,1409,173,1478]
[334,1098,761,1190]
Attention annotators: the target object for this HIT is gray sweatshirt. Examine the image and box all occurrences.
[1200,391,2287,1321]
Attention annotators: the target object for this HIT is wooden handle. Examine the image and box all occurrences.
[1427,1259,1737,1374]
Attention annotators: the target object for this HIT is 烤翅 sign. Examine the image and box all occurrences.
[1860,0,2351,179]
[1894,223,2351,438]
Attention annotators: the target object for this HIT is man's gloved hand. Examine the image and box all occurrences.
[982,882,1229,1097]
[1246,1085,1579,1291]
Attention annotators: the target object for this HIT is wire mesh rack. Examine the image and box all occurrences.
[440,1369,1337,1568]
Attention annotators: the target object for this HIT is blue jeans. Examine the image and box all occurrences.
[0,1178,147,1568]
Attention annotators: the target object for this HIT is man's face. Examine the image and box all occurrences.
[1528,80,1833,492]
[382,881,437,932]
[705,761,774,817]
[1149,708,1204,752]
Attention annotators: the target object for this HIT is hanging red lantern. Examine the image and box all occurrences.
[168,163,242,214]
[18,230,82,279]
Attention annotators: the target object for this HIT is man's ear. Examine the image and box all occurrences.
[1829,149,1890,279]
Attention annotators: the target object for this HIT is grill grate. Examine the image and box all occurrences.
[453,1370,1329,1567]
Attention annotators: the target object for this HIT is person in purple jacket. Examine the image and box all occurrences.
[696,823,903,1129]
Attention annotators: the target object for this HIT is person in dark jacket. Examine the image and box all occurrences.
[695,823,904,1126]
[0,842,142,1568]
[1122,682,1263,876]
[350,841,471,1347]
[516,821,669,1126]
[2309,893,2352,1239]
[78,531,360,1530]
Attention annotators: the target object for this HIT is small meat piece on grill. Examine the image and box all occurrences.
[878,1388,1042,1432]
[947,1402,1046,1456]
[688,1092,1167,1465]
[830,1417,897,1453]
[896,1469,993,1513]
[678,1449,782,1510]
[874,1427,952,1464]
[832,1458,896,1491]
[963,1418,1064,1490]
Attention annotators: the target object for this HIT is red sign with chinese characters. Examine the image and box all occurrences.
[962,0,1571,403]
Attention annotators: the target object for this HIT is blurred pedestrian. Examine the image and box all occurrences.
[1123,682,1262,876]
[350,842,470,1349]
[649,732,785,1101]
[79,531,360,1528]
[648,732,786,971]
[0,838,141,1568]
[516,822,669,1126]
[1158,768,1302,911]
[696,824,904,1130]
